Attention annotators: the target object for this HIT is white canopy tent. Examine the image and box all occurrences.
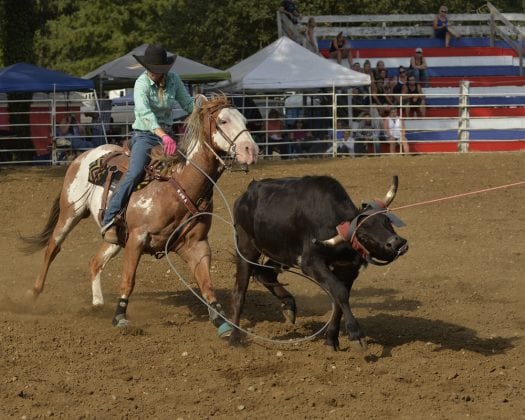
[214,36,370,92]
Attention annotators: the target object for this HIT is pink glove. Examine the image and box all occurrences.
[161,134,177,156]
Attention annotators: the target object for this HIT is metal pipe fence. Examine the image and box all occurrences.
[1,89,524,166]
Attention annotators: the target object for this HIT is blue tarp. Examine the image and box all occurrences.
[0,62,94,93]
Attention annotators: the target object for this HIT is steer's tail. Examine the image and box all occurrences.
[19,194,60,254]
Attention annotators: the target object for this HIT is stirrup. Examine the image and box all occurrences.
[100,218,115,235]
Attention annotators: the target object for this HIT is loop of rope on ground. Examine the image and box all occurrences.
[164,151,335,345]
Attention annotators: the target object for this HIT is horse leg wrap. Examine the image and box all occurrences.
[112,298,129,327]
[209,302,233,338]
[208,302,226,328]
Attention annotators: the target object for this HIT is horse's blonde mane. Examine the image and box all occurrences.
[180,94,230,153]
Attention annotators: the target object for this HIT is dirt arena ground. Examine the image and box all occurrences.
[0,153,524,419]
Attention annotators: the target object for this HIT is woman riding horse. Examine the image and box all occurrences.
[101,44,194,244]
[22,91,258,336]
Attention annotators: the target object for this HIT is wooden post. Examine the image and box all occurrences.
[277,11,283,38]
[489,12,495,47]
[457,80,470,153]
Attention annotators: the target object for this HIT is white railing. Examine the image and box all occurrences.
[1,90,524,165]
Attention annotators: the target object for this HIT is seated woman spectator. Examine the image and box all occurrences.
[409,48,429,87]
[402,75,426,118]
[329,32,352,67]
[371,69,395,117]
[433,5,460,48]
[383,107,410,154]
[372,60,388,81]
[363,59,374,83]
[392,66,408,104]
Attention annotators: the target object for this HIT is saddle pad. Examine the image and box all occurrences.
[88,153,151,190]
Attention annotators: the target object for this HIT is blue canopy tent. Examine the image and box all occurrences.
[0,62,94,92]
[0,63,96,164]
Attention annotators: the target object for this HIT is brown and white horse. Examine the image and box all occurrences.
[23,95,258,335]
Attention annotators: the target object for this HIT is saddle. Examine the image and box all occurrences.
[88,147,213,254]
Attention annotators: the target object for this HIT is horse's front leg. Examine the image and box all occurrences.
[177,237,232,337]
[112,231,144,327]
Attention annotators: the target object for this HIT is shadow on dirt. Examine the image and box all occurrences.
[137,286,422,322]
[134,287,516,356]
[362,313,517,357]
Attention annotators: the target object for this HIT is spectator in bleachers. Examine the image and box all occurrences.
[351,87,370,117]
[373,60,388,80]
[383,107,410,154]
[280,0,301,24]
[329,32,353,67]
[402,75,426,118]
[372,68,395,117]
[279,0,303,43]
[56,113,93,151]
[355,112,380,155]
[363,59,374,82]
[433,5,460,48]
[289,119,311,154]
[393,66,408,103]
[409,48,429,87]
[304,17,320,54]
[267,108,287,156]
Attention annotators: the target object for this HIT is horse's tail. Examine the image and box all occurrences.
[19,194,61,254]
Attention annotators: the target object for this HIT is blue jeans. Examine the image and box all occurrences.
[102,131,161,226]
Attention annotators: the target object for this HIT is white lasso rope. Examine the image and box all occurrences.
[164,151,335,345]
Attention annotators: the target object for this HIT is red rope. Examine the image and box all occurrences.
[391,180,525,211]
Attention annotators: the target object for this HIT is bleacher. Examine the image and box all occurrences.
[318,35,525,152]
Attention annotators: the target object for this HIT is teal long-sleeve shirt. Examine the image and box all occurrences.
[132,71,194,133]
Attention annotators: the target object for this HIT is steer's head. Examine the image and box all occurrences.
[320,176,408,265]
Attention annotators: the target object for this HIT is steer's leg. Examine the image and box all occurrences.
[302,256,366,351]
[229,227,260,346]
[255,260,297,324]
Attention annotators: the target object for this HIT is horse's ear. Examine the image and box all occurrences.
[195,94,207,109]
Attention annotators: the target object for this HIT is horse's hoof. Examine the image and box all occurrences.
[324,338,340,352]
[281,297,296,324]
[112,314,130,328]
[282,309,296,324]
[217,322,233,338]
[350,337,368,352]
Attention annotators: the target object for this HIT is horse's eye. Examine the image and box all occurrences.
[218,119,227,125]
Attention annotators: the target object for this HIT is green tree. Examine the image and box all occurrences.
[0,0,41,160]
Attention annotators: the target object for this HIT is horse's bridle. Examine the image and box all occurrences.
[204,103,250,169]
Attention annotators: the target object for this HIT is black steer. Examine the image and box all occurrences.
[230,175,408,350]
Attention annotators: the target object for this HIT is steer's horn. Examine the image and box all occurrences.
[312,234,345,247]
[383,176,399,207]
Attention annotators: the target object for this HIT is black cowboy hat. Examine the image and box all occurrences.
[132,44,176,74]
